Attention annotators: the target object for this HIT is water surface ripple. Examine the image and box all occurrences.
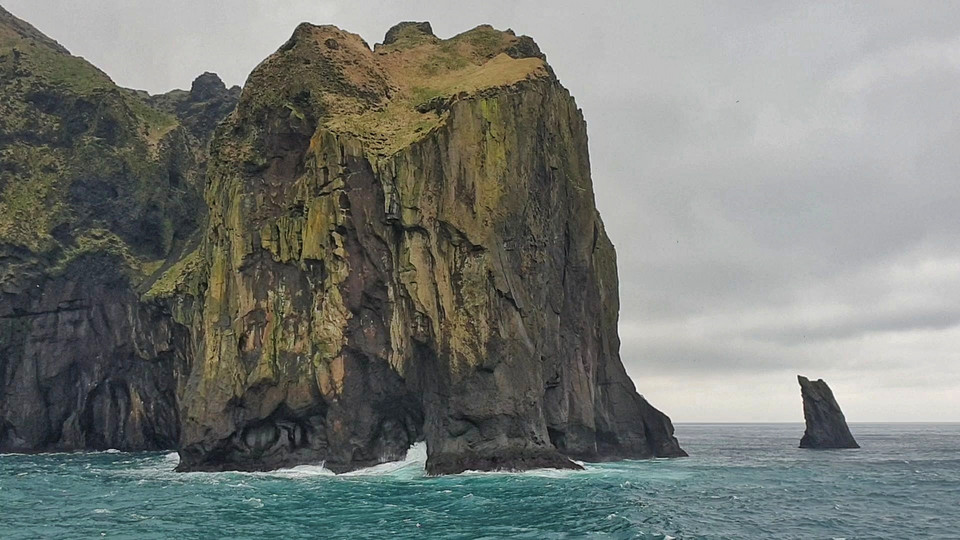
[1,423,957,539]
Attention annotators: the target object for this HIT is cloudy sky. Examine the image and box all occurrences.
[7,1,960,422]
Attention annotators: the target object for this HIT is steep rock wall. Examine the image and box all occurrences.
[176,22,685,474]
[798,375,860,449]
[0,6,236,452]
[0,255,184,451]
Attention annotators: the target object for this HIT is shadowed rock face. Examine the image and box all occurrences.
[798,375,859,449]
[173,21,686,474]
[0,7,236,452]
[0,259,185,451]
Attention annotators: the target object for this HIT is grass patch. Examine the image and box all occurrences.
[48,228,157,279]
[324,28,547,157]
[0,144,65,251]
[144,247,203,299]
[19,45,114,96]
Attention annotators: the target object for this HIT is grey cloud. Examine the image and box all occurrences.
[747,306,960,345]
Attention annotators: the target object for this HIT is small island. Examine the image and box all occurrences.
[797,375,860,449]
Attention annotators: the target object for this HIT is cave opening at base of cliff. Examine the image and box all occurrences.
[240,402,329,459]
[80,380,132,450]
[177,400,331,473]
[547,426,566,450]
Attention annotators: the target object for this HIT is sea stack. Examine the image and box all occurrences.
[170,21,686,474]
[797,375,859,449]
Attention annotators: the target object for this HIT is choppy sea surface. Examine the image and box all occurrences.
[1,423,958,539]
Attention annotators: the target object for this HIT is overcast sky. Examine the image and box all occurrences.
[7,0,960,422]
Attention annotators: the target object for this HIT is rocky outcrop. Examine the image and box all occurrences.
[0,260,185,451]
[146,72,242,143]
[0,6,235,452]
[798,375,859,449]
[382,21,435,46]
[1,8,683,472]
[173,21,685,474]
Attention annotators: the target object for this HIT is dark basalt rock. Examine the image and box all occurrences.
[798,375,860,449]
[382,21,435,45]
[174,22,686,475]
[0,7,231,453]
[429,448,585,476]
[148,72,241,143]
[0,257,184,451]
[1,9,686,473]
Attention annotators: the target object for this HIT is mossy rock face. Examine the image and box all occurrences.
[0,6,237,453]
[0,7,684,470]
[177,21,685,474]
[0,13,197,259]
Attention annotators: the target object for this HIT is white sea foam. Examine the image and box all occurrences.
[459,460,598,478]
[1,449,126,457]
[459,467,591,478]
[258,441,597,479]
[255,441,429,479]
[130,442,595,481]
[111,452,181,480]
[256,463,336,479]
[341,442,427,478]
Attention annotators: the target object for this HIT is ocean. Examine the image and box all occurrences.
[1,423,957,539]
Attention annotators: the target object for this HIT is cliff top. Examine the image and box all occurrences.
[238,21,551,156]
[0,4,69,54]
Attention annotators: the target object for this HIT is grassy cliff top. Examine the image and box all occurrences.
[238,21,551,156]
[0,5,69,54]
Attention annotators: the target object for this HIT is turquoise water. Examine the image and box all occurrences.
[1,423,958,539]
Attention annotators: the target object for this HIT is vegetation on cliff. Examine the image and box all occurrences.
[0,7,192,260]
[0,7,683,471]
[177,20,685,474]
[0,5,237,452]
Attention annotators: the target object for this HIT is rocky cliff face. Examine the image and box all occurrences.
[0,8,683,472]
[145,72,242,144]
[798,375,859,449]
[172,21,685,474]
[0,6,236,452]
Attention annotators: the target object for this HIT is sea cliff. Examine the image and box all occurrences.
[0,9,684,473]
